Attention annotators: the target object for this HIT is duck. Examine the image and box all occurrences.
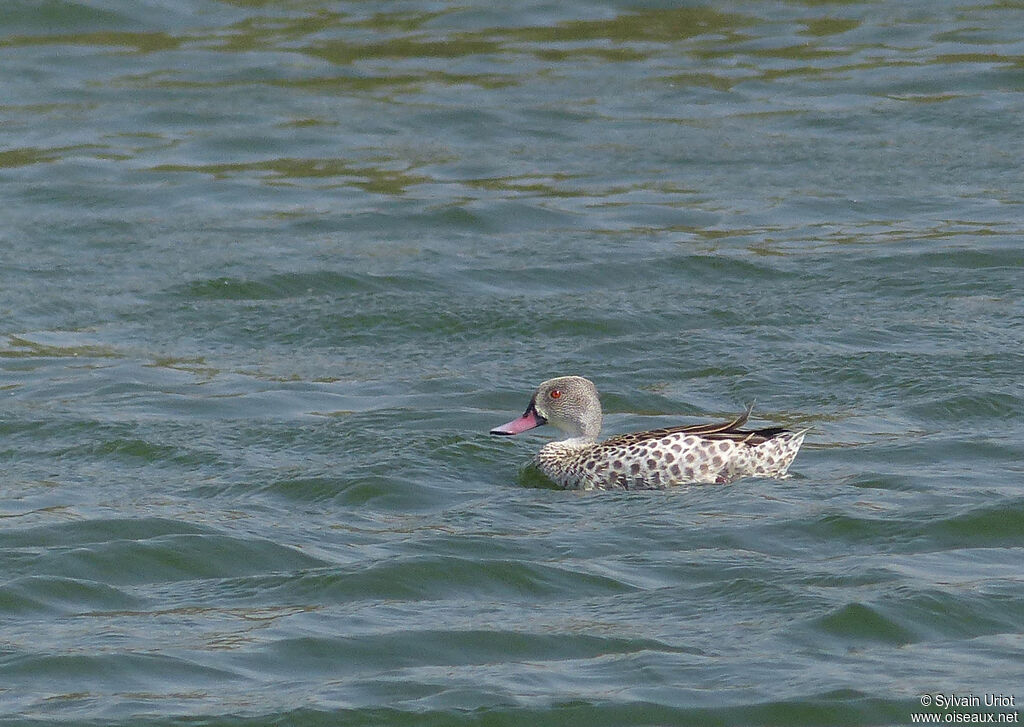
[490,375,807,490]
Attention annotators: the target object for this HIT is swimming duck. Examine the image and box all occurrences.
[490,375,807,490]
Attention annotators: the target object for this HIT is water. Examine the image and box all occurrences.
[2,1,1023,724]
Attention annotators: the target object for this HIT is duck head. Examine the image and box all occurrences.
[490,375,602,440]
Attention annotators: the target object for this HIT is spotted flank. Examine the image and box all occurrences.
[490,376,807,490]
[533,423,806,490]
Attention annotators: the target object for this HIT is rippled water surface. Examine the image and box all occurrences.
[2,1,1023,725]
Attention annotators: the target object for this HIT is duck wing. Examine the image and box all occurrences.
[601,404,789,448]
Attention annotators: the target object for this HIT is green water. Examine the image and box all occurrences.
[2,1,1023,725]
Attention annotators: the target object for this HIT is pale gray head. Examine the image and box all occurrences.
[490,375,603,440]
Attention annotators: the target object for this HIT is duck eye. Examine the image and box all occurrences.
[550,389,562,399]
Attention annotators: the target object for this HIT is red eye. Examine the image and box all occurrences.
[550,389,562,399]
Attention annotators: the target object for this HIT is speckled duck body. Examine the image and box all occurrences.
[491,376,806,491]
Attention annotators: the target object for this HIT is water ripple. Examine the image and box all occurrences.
[3,0,1024,723]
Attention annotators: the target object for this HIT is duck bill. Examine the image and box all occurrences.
[490,405,547,436]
